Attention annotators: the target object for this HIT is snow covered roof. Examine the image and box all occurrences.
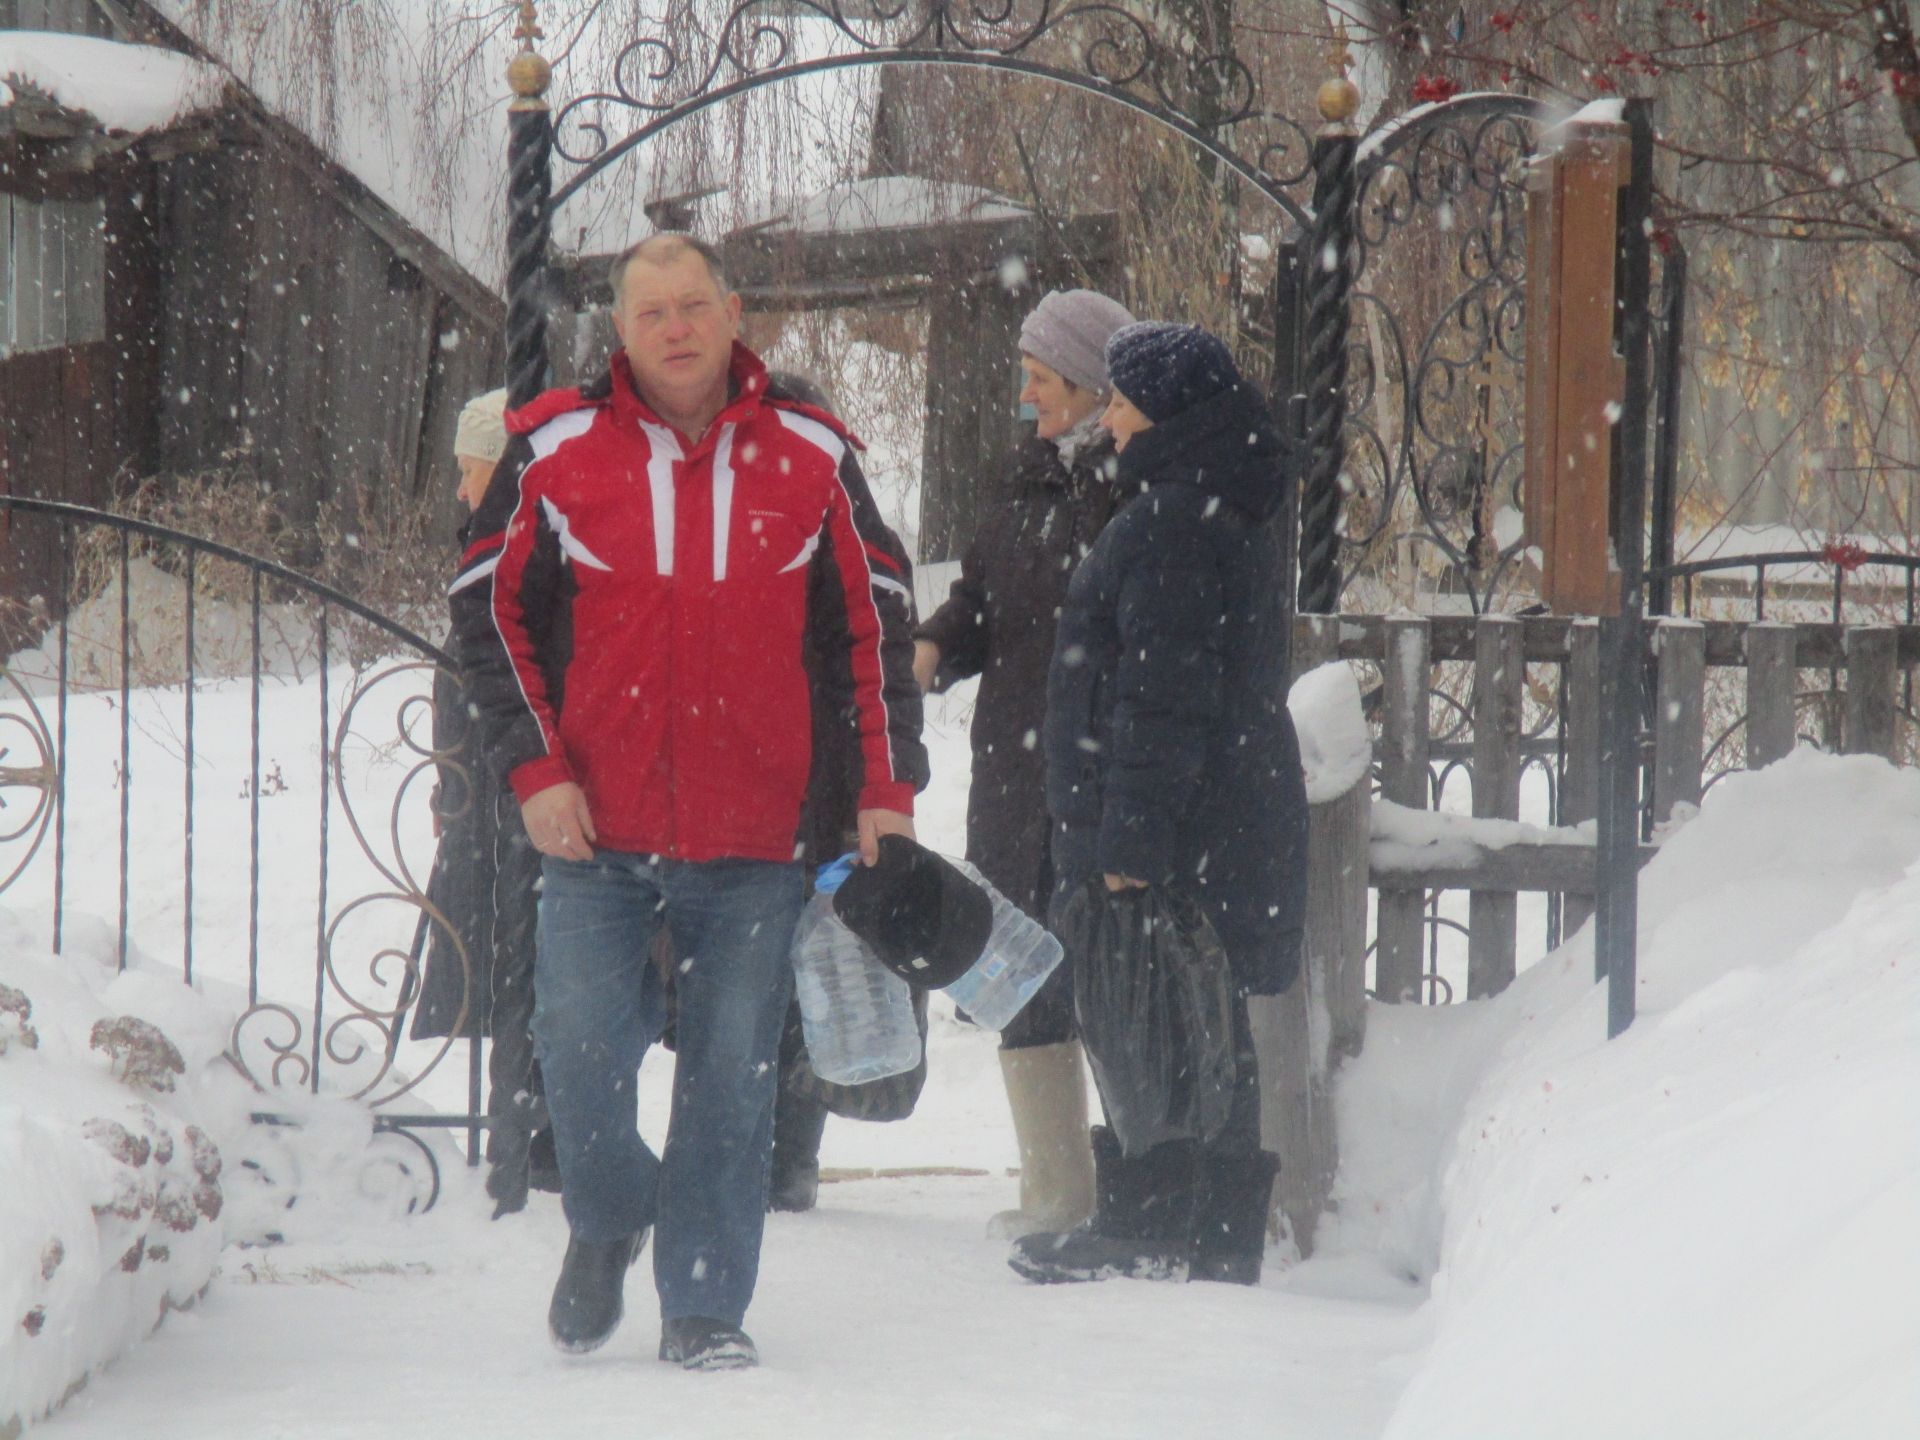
[745,177,1028,237]
[0,30,224,132]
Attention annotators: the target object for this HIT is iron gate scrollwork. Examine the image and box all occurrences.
[1338,95,1547,615]
[0,497,477,1211]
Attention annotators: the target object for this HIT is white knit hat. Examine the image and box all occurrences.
[454,388,509,463]
[1017,289,1135,394]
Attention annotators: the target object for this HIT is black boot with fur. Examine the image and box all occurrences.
[1008,1126,1197,1284]
[1190,1149,1280,1285]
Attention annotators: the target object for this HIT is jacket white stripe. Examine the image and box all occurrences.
[640,422,682,577]
[775,522,824,575]
[541,495,613,571]
[780,409,897,789]
[774,408,847,466]
[712,423,736,582]
[828,467,895,787]
[446,553,499,595]
[490,484,556,758]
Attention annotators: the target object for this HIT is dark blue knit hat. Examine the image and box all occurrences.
[1104,322,1242,423]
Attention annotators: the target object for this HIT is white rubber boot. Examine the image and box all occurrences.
[988,1041,1097,1240]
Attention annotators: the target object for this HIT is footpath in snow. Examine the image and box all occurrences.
[2,667,1918,1437]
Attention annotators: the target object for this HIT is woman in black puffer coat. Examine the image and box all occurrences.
[1010,322,1308,1289]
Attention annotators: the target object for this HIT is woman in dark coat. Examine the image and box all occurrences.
[914,288,1135,1238]
[1011,322,1308,1288]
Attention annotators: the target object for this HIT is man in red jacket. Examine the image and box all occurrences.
[451,234,926,1370]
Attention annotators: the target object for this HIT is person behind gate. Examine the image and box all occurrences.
[451,233,927,1370]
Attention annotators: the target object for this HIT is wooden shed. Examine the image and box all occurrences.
[1,0,503,630]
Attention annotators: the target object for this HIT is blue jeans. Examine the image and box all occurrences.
[533,850,803,1326]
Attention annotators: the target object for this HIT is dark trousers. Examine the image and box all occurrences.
[998,844,1074,1051]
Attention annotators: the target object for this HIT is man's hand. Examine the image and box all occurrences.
[1104,873,1148,892]
[911,639,940,693]
[522,782,598,861]
[857,808,915,865]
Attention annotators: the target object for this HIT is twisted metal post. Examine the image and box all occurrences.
[1593,99,1657,1040]
[1297,29,1360,615]
[506,2,553,409]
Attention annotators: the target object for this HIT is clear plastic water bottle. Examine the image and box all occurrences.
[789,858,922,1085]
[939,860,1065,1032]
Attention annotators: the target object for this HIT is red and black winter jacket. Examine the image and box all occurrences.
[449,345,927,864]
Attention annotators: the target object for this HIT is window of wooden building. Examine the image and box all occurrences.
[0,0,114,34]
[0,195,108,357]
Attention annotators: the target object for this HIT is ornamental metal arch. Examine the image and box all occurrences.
[502,0,1326,413]
[501,4,1596,623]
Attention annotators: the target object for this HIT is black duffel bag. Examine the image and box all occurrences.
[1059,881,1238,1157]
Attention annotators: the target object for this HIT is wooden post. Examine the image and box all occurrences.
[1523,120,1630,616]
[1468,616,1523,997]
[1560,619,1601,934]
[1845,625,1898,761]
[1744,623,1799,768]
[1652,620,1706,823]
[1253,614,1360,1256]
[1375,616,1429,1003]
[918,246,1031,562]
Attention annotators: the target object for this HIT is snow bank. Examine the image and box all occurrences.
[0,33,223,133]
[1289,661,1370,803]
[0,914,234,1432]
[0,901,467,1429]
[1336,749,1920,1438]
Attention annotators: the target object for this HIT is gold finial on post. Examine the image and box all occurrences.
[508,0,551,108]
[1317,19,1362,129]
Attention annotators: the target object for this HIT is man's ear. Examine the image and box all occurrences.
[725,291,743,331]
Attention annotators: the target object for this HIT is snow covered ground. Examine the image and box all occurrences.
[4,657,1918,1436]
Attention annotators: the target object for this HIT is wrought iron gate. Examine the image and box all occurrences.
[0,13,1689,1204]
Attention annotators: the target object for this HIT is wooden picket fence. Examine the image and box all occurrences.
[1261,612,1920,1252]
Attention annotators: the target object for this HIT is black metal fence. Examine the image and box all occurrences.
[0,495,478,1209]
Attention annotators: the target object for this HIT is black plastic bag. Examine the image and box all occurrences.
[1060,881,1238,1157]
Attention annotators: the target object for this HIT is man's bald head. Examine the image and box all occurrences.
[608,233,730,308]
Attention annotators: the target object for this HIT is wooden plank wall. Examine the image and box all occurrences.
[150,141,503,555]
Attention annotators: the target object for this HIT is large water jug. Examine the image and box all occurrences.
[790,859,922,1085]
[939,860,1065,1032]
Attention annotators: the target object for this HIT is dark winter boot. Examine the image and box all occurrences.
[1007,1126,1197,1284]
[526,1124,562,1194]
[547,1229,648,1354]
[768,1085,828,1213]
[485,1113,533,1220]
[659,1316,760,1371]
[1190,1149,1280,1285]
